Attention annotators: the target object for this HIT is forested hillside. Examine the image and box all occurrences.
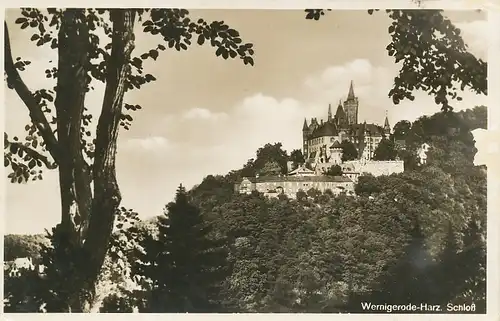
[4,234,50,262]
[4,107,487,313]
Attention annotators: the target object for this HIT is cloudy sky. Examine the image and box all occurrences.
[4,9,489,234]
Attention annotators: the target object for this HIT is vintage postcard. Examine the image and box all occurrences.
[2,0,498,319]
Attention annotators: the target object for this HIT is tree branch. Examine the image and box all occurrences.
[4,21,61,165]
[5,141,57,169]
[53,9,93,239]
[85,8,136,288]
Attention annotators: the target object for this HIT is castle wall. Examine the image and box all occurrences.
[360,136,383,160]
[238,178,256,194]
[236,177,355,199]
[329,149,342,165]
[343,160,404,176]
[307,135,341,160]
[305,131,383,163]
[256,180,354,198]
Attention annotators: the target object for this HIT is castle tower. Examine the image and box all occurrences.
[302,118,309,158]
[344,80,359,125]
[383,110,391,136]
[328,103,332,122]
[329,140,343,165]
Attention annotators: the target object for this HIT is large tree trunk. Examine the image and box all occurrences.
[80,9,136,312]
[51,9,95,312]
[5,9,136,312]
[54,9,93,245]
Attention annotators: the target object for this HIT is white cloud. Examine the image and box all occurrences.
[6,55,489,233]
[127,58,487,189]
[124,136,173,152]
[182,107,228,121]
[455,19,488,59]
[151,58,488,192]
[304,58,487,125]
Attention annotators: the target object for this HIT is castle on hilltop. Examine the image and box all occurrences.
[303,81,391,165]
[235,81,404,199]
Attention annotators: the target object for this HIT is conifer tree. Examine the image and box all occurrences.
[373,138,397,161]
[133,184,229,313]
[340,140,358,162]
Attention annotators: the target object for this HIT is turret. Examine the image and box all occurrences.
[383,110,391,136]
[344,80,359,125]
[347,80,355,100]
[302,118,309,160]
[329,140,343,165]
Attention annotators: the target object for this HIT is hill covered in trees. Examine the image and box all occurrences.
[4,107,487,313]
[4,234,50,263]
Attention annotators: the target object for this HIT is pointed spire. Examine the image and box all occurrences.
[384,110,391,133]
[303,118,308,130]
[347,80,355,100]
[328,103,332,120]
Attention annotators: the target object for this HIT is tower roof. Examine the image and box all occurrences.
[347,80,355,100]
[330,141,342,149]
[335,102,347,125]
[384,111,390,129]
[303,118,308,130]
[335,102,345,115]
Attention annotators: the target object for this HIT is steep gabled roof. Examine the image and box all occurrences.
[348,123,384,137]
[330,141,342,149]
[288,165,316,176]
[335,101,347,122]
[310,121,339,138]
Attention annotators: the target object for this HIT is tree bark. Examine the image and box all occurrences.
[5,9,136,312]
[49,9,94,312]
[54,9,93,244]
[82,9,136,311]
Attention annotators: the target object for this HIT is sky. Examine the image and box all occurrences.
[4,9,489,234]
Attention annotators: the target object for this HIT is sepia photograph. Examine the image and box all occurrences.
[3,4,492,315]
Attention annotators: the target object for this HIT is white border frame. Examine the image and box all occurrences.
[1,1,498,320]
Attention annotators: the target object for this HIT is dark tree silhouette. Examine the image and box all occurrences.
[324,164,342,176]
[340,140,358,162]
[289,149,305,169]
[133,185,229,313]
[373,138,397,161]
